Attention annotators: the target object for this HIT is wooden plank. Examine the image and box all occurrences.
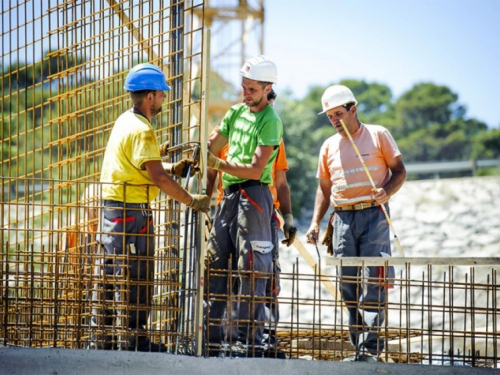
[292,338,352,351]
[276,213,348,314]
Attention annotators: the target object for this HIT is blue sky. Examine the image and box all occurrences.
[264,0,500,128]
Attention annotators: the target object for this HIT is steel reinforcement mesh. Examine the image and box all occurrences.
[1,0,207,353]
[204,259,499,367]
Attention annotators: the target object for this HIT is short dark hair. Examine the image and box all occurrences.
[257,81,273,89]
[343,102,356,111]
[267,89,277,101]
[130,90,155,105]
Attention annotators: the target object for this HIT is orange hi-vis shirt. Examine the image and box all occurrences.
[64,184,101,264]
[316,123,401,207]
[215,138,288,210]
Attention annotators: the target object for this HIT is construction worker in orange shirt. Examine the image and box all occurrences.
[306,85,406,362]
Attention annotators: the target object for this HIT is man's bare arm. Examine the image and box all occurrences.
[373,155,407,205]
[306,179,332,244]
[144,160,193,205]
[275,170,292,215]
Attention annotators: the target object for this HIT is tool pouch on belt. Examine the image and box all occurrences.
[321,212,335,256]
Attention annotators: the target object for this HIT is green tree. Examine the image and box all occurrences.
[393,83,488,163]
[1,50,89,178]
[393,82,464,136]
[471,128,500,159]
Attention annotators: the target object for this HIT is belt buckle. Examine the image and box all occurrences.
[354,202,365,210]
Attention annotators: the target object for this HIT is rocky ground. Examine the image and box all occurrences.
[388,176,500,257]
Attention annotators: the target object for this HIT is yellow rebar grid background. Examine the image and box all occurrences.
[1,0,499,367]
[1,0,207,353]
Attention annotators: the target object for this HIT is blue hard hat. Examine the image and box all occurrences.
[124,63,171,92]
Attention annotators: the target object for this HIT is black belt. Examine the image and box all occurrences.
[224,180,268,195]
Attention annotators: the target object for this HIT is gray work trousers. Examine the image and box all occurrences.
[263,211,281,343]
[205,184,274,347]
[94,201,154,349]
[332,205,393,355]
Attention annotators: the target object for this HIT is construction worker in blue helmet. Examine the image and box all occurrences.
[94,63,210,352]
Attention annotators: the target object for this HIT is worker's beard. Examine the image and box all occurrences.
[151,104,162,117]
[246,96,263,108]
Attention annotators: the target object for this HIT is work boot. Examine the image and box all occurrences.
[342,353,378,362]
[263,347,287,359]
[228,345,250,358]
[262,328,277,346]
[87,335,114,350]
[357,353,378,362]
[206,344,226,358]
[342,354,357,362]
[245,345,265,358]
[127,338,167,352]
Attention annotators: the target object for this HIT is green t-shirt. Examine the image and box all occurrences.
[100,110,161,202]
[218,103,283,188]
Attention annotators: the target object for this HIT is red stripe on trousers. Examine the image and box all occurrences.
[139,218,153,233]
[112,216,135,223]
[240,188,263,214]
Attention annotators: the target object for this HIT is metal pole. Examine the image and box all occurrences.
[193,27,211,357]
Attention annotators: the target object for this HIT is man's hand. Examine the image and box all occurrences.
[306,225,320,245]
[207,151,222,170]
[171,159,199,177]
[281,213,297,247]
[159,141,170,157]
[372,187,389,205]
[187,194,211,213]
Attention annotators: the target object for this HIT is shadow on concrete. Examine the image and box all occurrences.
[0,347,497,375]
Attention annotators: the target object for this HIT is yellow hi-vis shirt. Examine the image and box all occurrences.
[100,109,161,203]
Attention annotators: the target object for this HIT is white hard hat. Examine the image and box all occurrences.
[239,55,277,84]
[318,85,358,114]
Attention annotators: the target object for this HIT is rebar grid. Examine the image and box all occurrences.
[1,0,205,183]
[204,260,499,367]
[2,0,207,354]
[0,180,198,350]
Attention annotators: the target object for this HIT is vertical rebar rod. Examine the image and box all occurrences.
[312,263,317,360]
[470,267,476,367]
[3,241,10,347]
[290,262,296,358]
